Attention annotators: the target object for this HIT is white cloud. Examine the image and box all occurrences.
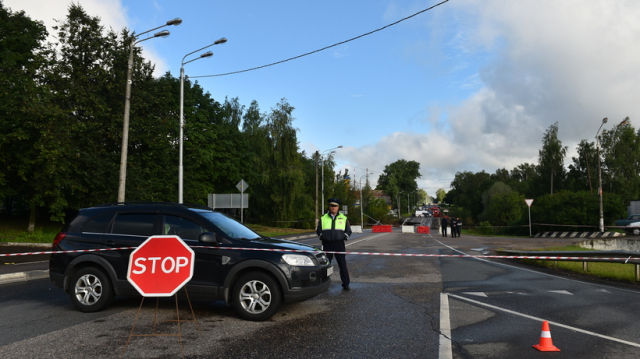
[333,0,640,194]
[3,0,168,75]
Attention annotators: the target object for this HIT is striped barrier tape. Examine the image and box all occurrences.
[2,246,640,262]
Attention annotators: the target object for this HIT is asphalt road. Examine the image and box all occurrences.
[2,229,640,358]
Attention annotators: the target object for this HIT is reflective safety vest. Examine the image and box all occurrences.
[319,213,350,242]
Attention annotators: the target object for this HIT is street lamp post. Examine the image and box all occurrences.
[320,146,342,213]
[118,18,182,203]
[359,173,372,227]
[179,38,227,203]
[596,117,608,232]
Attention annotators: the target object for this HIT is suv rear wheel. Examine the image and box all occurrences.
[232,272,282,321]
[70,267,114,312]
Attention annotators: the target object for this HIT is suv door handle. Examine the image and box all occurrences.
[103,241,116,246]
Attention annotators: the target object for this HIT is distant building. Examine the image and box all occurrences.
[371,190,393,209]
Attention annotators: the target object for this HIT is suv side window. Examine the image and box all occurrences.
[163,215,207,240]
[112,213,156,236]
[82,213,115,234]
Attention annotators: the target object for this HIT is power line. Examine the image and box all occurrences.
[191,0,450,79]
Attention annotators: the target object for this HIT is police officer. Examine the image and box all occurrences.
[316,198,352,290]
[450,217,457,238]
[441,216,449,237]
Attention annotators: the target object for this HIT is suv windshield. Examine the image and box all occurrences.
[199,212,261,240]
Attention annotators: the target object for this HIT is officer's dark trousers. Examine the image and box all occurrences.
[442,226,447,237]
[323,240,350,288]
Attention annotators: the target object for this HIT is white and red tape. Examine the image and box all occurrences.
[2,246,639,263]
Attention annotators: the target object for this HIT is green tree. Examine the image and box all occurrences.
[534,122,568,196]
[448,170,493,223]
[530,190,625,231]
[599,118,640,204]
[484,191,525,226]
[0,3,58,229]
[479,182,513,222]
[376,159,421,214]
[567,140,597,194]
[435,188,446,203]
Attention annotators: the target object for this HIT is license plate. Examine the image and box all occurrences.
[326,266,333,276]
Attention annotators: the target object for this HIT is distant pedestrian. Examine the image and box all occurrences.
[317,198,352,290]
[456,217,462,237]
[441,216,449,237]
[450,217,457,238]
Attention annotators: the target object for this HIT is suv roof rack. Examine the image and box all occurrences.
[93,201,187,208]
[92,201,214,211]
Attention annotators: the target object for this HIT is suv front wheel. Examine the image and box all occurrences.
[232,272,282,321]
[69,267,115,312]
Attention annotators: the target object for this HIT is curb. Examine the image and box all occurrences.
[0,269,49,285]
[277,234,317,240]
[534,232,623,238]
[0,242,52,248]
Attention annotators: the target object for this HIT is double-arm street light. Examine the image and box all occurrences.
[118,18,182,203]
[179,38,227,203]
[319,146,343,215]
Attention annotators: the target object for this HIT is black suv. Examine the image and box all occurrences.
[49,202,332,321]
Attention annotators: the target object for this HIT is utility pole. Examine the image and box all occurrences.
[315,151,319,227]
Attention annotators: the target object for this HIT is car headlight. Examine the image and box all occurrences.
[283,254,315,266]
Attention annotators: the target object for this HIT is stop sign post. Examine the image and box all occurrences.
[127,235,195,297]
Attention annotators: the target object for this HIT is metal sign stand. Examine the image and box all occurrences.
[121,288,201,358]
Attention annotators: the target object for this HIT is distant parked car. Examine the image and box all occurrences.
[626,222,640,236]
[615,214,640,227]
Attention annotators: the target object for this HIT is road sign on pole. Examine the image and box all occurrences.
[236,179,249,223]
[127,235,195,297]
[525,199,534,237]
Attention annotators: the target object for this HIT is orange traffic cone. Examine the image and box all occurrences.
[533,321,560,352]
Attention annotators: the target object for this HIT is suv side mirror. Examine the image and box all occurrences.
[198,232,219,244]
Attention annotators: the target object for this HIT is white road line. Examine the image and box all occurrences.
[429,235,640,295]
[447,293,640,348]
[439,293,453,359]
[346,233,388,247]
[463,292,488,297]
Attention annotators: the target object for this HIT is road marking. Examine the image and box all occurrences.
[549,290,573,295]
[463,292,488,297]
[447,293,640,348]
[429,235,640,295]
[346,233,388,247]
[439,292,453,359]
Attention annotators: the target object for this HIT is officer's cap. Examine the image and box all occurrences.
[328,198,341,206]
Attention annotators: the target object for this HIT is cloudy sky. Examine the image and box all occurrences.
[5,0,639,195]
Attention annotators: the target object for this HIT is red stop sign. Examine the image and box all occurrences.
[127,235,195,297]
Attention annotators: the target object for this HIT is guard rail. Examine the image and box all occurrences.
[500,250,640,281]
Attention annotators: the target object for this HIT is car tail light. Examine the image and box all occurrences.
[52,232,67,250]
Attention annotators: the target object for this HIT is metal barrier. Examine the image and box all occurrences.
[500,250,640,281]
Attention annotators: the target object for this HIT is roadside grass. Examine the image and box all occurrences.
[0,217,63,244]
[519,245,638,283]
[245,224,314,238]
[461,229,524,238]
